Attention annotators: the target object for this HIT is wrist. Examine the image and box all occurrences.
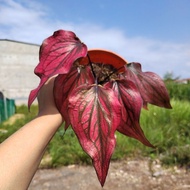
[37,110,63,129]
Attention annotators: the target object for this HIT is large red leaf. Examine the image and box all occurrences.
[54,65,94,129]
[68,84,121,186]
[125,62,172,109]
[28,30,87,107]
[108,80,153,147]
[35,30,87,77]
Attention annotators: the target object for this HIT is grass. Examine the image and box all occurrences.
[0,105,38,142]
[0,99,190,167]
[165,82,190,101]
[140,99,190,165]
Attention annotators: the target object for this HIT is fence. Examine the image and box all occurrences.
[0,98,16,123]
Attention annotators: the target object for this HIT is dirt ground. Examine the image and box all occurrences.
[29,157,190,190]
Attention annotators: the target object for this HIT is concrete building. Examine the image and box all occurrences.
[0,39,40,105]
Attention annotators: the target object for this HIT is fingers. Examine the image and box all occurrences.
[37,76,58,115]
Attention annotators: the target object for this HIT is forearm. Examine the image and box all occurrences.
[0,111,62,190]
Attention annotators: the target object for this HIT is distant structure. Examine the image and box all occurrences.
[0,39,40,105]
[175,78,190,84]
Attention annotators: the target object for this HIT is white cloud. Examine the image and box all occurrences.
[77,27,190,78]
[0,0,190,78]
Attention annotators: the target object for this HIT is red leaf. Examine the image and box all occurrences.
[35,30,87,77]
[28,30,87,107]
[68,84,121,186]
[54,65,94,129]
[125,62,172,109]
[109,80,153,147]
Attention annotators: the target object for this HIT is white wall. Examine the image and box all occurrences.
[0,39,40,105]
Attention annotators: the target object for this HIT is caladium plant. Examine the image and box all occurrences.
[28,29,172,186]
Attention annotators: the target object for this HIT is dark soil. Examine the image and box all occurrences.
[29,158,190,190]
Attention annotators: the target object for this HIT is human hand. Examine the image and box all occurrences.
[37,76,60,116]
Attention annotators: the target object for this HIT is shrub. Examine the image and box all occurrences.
[1,100,189,167]
[165,81,190,101]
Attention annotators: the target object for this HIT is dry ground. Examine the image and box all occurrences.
[29,157,190,190]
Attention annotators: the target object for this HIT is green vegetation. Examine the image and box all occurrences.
[0,81,190,168]
[141,100,190,166]
[0,105,38,142]
[165,81,190,101]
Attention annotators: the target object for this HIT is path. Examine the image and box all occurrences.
[29,158,190,190]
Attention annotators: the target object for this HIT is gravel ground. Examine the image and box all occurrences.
[29,158,190,190]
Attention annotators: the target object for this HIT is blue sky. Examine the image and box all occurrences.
[0,0,190,78]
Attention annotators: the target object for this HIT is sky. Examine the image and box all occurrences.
[0,0,190,78]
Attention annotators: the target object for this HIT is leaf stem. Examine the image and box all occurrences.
[87,54,96,80]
